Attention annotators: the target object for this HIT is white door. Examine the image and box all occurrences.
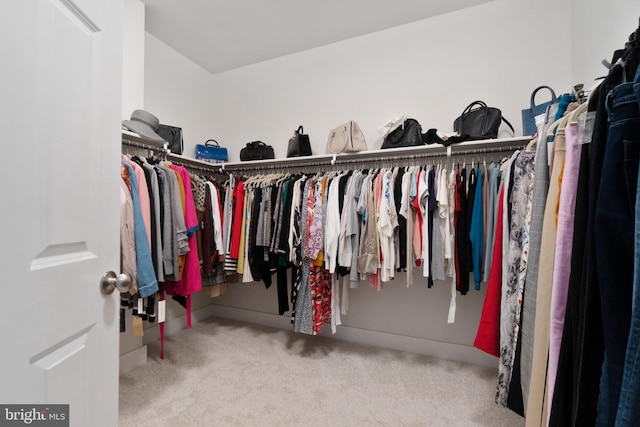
[0,0,123,426]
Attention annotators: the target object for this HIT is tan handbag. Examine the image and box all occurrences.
[326,120,367,154]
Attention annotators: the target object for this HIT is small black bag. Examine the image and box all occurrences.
[381,118,424,149]
[453,101,514,140]
[287,125,312,157]
[157,124,184,154]
[240,141,275,161]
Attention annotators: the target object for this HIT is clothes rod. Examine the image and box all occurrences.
[121,132,225,174]
[121,130,167,151]
[222,136,531,173]
[165,153,226,174]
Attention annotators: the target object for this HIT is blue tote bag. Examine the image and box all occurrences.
[522,86,558,136]
[195,139,228,163]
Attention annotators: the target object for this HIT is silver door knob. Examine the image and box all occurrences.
[100,271,133,295]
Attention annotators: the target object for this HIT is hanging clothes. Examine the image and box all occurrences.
[617,136,640,426]
[526,117,568,427]
[221,146,522,338]
[469,165,484,290]
[121,160,158,298]
[120,179,138,295]
[454,167,469,295]
[430,166,446,283]
[545,103,586,423]
[474,182,505,357]
[519,114,553,415]
[592,66,640,427]
[496,150,535,408]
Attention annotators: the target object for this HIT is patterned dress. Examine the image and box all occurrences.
[496,150,535,406]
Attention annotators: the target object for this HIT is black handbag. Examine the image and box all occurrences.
[157,124,184,154]
[453,101,514,140]
[240,141,275,161]
[287,125,312,157]
[381,118,424,149]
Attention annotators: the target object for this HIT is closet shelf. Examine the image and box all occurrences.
[122,130,224,173]
[122,130,167,150]
[221,136,532,172]
[123,130,532,174]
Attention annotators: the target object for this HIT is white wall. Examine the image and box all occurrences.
[144,33,218,153]
[139,0,638,365]
[207,0,572,162]
[143,32,224,327]
[121,0,145,120]
[571,0,640,87]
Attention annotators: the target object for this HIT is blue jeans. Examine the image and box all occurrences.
[594,68,640,426]
[615,66,640,426]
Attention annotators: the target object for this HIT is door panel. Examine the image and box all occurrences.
[34,0,100,259]
[0,0,123,426]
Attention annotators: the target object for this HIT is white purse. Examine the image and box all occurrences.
[326,120,367,154]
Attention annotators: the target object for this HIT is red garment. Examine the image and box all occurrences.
[163,166,202,329]
[310,265,331,335]
[411,170,423,267]
[229,181,245,259]
[159,291,165,359]
[165,166,202,295]
[473,185,505,357]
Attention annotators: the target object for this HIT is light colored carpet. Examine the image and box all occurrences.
[119,316,525,427]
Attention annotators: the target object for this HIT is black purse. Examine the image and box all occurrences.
[381,118,424,149]
[287,125,312,157]
[240,141,275,161]
[453,101,514,140]
[156,124,184,154]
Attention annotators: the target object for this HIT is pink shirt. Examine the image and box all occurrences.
[547,122,581,417]
[122,155,152,249]
[168,165,202,296]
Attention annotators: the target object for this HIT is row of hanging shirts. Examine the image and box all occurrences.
[218,153,510,332]
[119,153,205,339]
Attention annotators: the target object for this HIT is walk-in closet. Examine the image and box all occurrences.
[4,0,640,426]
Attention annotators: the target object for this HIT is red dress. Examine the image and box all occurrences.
[473,185,505,357]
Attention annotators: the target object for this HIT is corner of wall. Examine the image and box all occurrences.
[122,0,145,119]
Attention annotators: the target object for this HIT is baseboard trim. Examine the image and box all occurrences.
[138,303,498,369]
[119,345,148,375]
[207,305,499,369]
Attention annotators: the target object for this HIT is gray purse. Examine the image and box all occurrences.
[326,120,367,154]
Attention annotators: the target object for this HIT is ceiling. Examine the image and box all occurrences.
[141,0,493,75]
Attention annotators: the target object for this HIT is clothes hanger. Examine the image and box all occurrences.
[557,115,571,134]
[568,101,590,125]
[621,20,640,81]
[545,114,570,140]
[525,136,538,153]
